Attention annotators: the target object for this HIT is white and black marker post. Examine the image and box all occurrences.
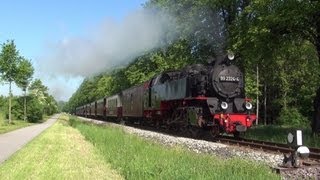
[283,130,310,167]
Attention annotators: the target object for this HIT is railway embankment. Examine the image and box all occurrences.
[76,116,320,179]
[74,116,280,179]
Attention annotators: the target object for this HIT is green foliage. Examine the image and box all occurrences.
[0,96,23,121]
[0,40,20,83]
[245,124,320,148]
[44,95,58,115]
[10,97,24,120]
[277,107,308,127]
[29,79,49,99]
[15,57,34,121]
[28,79,58,117]
[0,40,21,123]
[57,101,66,112]
[26,97,43,123]
[15,57,34,91]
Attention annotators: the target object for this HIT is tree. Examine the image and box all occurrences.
[27,79,58,122]
[26,96,44,122]
[231,0,320,125]
[29,79,49,105]
[15,57,34,121]
[0,40,21,123]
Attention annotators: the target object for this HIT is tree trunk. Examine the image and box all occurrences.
[256,65,259,125]
[264,84,267,125]
[313,87,320,134]
[9,81,12,124]
[24,90,27,121]
[316,9,320,62]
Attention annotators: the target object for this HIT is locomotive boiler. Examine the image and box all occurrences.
[76,52,256,137]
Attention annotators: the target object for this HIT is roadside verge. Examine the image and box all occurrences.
[0,114,123,180]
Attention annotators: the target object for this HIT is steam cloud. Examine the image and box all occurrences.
[36,7,225,101]
[39,9,176,77]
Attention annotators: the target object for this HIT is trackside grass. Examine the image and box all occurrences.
[244,125,320,148]
[70,118,279,180]
[0,115,123,180]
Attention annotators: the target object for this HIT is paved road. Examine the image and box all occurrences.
[0,114,60,164]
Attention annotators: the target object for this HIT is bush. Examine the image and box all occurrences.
[68,117,77,127]
[27,98,43,123]
[12,97,24,120]
[277,107,308,126]
[3,97,24,120]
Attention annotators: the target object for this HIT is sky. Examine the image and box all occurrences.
[0,0,147,101]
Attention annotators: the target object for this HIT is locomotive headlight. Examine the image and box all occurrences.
[221,102,228,110]
[227,52,235,61]
[245,102,253,110]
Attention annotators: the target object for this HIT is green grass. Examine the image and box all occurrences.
[0,112,56,134]
[0,112,33,134]
[0,120,32,134]
[244,125,320,148]
[70,117,279,180]
[0,115,123,180]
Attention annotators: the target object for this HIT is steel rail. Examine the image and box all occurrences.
[216,135,320,160]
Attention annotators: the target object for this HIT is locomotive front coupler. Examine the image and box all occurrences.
[281,130,310,168]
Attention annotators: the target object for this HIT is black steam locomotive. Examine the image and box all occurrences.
[75,52,256,137]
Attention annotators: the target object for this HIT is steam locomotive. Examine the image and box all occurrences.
[75,52,256,137]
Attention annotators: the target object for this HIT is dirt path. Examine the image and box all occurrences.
[0,114,59,164]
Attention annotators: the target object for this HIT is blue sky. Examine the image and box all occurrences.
[0,0,146,101]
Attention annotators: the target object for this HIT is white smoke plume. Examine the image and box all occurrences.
[39,9,176,77]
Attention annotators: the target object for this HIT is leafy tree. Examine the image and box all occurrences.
[0,40,21,123]
[29,79,49,104]
[15,57,34,121]
[231,0,320,125]
[44,95,58,115]
[57,101,66,112]
[28,79,58,118]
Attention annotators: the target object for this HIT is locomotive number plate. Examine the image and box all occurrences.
[219,76,240,82]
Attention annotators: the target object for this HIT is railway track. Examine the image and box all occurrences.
[79,115,320,161]
[216,135,320,161]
